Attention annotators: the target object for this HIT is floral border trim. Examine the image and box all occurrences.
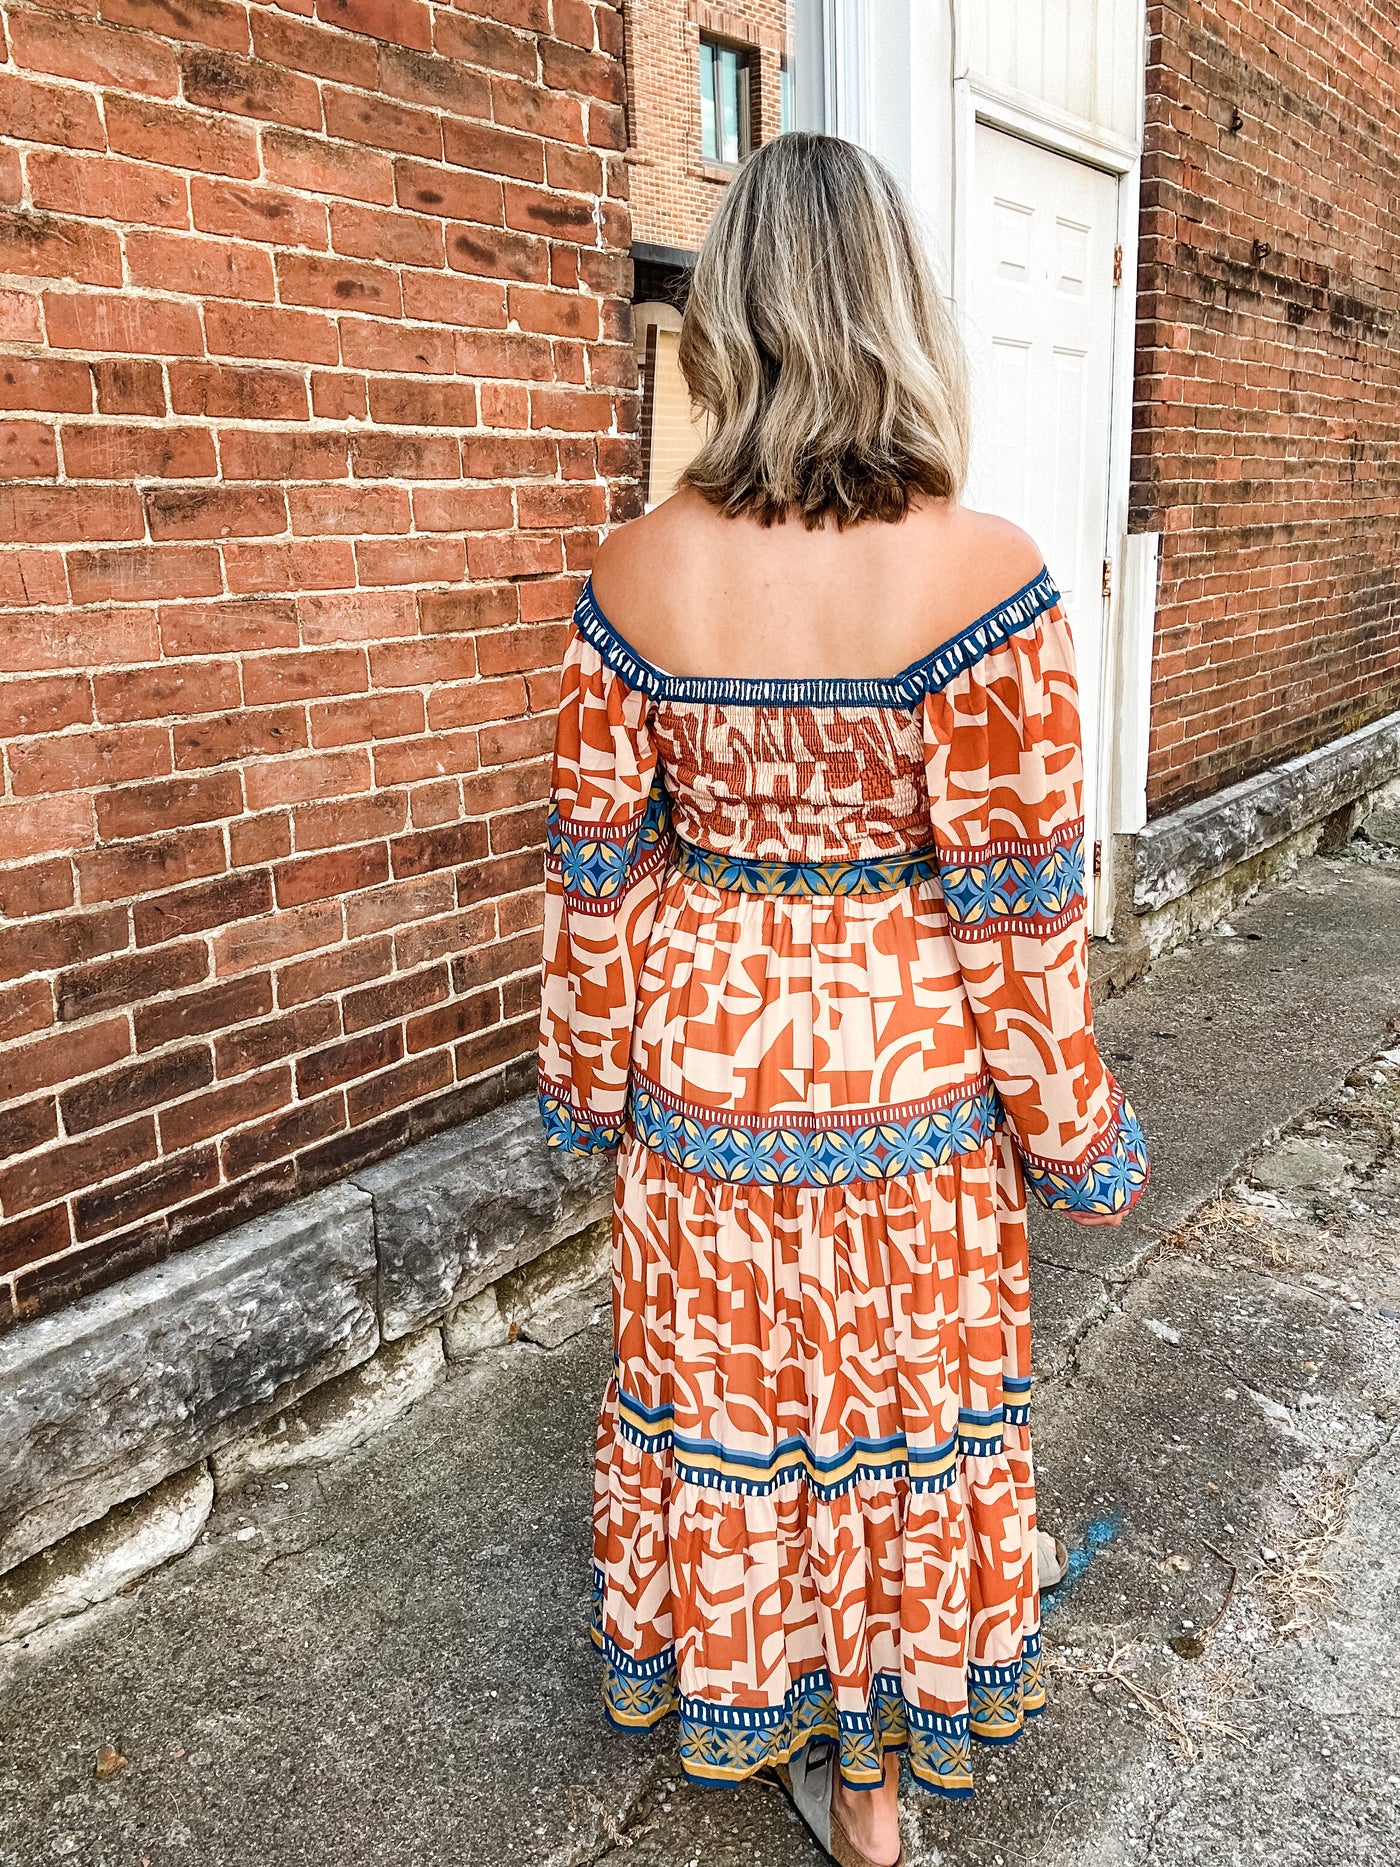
[672,836,942,897]
[1019,1094,1150,1215]
[630,1079,1000,1186]
[937,823,1087,940]
[546,778,672,908]
[591,1576,1045,1795]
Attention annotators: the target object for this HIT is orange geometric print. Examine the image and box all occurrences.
[540,572,1147,1794]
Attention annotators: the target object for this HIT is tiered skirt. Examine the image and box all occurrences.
[590,1124,1045,1797]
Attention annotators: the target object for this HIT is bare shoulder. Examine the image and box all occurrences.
[914,503,1046,619]
[588,490,713,642]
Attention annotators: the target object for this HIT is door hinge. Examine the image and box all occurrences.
[1112,242,1123,287]
[1102,556,1113,599]
[1093,840,1103,876]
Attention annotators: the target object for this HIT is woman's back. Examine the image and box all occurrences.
[589,489,1046,685]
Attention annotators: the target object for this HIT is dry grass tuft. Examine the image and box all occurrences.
[1252,1466,1349,1639]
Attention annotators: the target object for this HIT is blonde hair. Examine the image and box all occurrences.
[677,131,970,529]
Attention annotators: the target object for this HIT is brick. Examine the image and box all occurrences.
[63,423,218,481]
[355,535,465,587]
[262,126,395,205]
[376,44,492,117]
[290,790,407,851]
[490,74,584,143]
[0,978,54,1047]
[345,1048,452,1123]
[275,843,391,908]
[0,1205,70,1280]
[159,1070,291,1153]
[168,363,310,419]
[191,175,328,249]
[90,660,233,725]
[68,548,221,605]
[0,1096,59,1165]
[433,10,539,77]
[106,93,260,179]
[350,431,460,479]
[411,484,515,532]
[126,229,277,301]
[180,48,323,129]
[95,771,243,841]
[92,359,165,415]
[220,429,349,481]
[341,962,447,1034]
[390,819,490,878]
[276,250,404,315]
[43,291,205,357]
[448,221,549,283]
[314,0,433,53]
[212,900,344,975]
[73,1146,222,1240]
[10,724,171,798]
[0,1017,130,1104]
[323,85,443,161]
[309,690,424,747]
[133,870,274,947]
[365,378,477,426]
[338,315,454,373]
[57,942,209,1024]
[224,537,355,594]
[146,484,288,541]
[213,999,338,1076]
[0,794,94,862]
[0,673,93,738]
[0,857,74,920]
[251,10,380,88]
[0,1118,158,1219]
[274,933,392,1008]
[221,1092,345,1182]
[9,12,181,95]
[418,583,518,635]
[443,116,545,183]
[393,157,502,225]
[0,287,44,344]
[296,1025,403,1097]
[298,589,417,643]
[0,71,105,151]
[135,971,273,1051]
[77,829,227,904]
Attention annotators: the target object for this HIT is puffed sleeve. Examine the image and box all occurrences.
[922,575,1149,1215]
[537,624,671,1154]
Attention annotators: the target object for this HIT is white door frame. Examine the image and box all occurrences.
[950,73,1145,937]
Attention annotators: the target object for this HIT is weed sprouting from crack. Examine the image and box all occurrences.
[1047,1642,1246,1760]
[1163,1194,1283,1266]
[1251,1466,1349,1638]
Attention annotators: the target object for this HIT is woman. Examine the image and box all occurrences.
[538,132,1148,1867]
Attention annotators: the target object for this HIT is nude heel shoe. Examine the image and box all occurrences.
[773,1744,906,1867]
[1037,1528,1070,1590]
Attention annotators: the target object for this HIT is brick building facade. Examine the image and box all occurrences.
[1132,0,1400,813]
[0,0,637,1326]
[622,0,789,252]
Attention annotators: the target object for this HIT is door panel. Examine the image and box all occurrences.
[964,124,1119,906]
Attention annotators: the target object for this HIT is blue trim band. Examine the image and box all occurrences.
[538,1084,624,1155]
[591,1573,1045,1794]
[573,567,1060,709]
[546,777,672,904]
[939,826,1087,936]
[630,1080,1000,1186]
[1021,1096,1150,1215]
[612,1384,1032,1499]
[673,837,942,897]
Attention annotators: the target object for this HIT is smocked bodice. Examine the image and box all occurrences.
[648,700,931,865]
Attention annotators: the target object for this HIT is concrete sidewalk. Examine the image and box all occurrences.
[2,832,1398,1867]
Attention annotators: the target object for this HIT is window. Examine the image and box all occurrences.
[699,36,751,168]
[780,58,793,133]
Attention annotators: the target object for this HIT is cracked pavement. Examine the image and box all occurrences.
[1,834,1398,1867]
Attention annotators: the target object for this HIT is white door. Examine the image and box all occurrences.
[962,125,1120,916]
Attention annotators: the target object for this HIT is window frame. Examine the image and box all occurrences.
[698,33,753,170]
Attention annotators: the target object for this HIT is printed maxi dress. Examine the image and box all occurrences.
[537,564,1149,1798]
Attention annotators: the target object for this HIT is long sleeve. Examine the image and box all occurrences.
[538,625,671,1155]
[922,583,1149,1215]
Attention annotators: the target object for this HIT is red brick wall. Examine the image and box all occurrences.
[1133,0,1400,813]
[624,0,789,253]
[0,0,639,1327]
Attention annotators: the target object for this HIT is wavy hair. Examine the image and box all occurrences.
[676,131,970,528]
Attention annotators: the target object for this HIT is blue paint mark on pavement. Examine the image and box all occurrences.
[1041,1513,1122,1619]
